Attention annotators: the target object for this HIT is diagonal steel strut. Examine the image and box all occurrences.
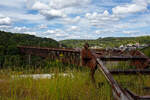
[96,58,134,100]
[96,58,150,100]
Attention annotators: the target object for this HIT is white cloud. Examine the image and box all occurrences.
[11,26,37,35]
[103,10,109,16]
[12,26,38,36]
[0,0,45,22]
[0,25,11,28]
[122,30,139,34]
[67,26,79,32]
[67,35,81,39]
[0,9,44,23]
[85,10,119,21]
[72,16,81,23]
[45,29,67,35]
[38,24,48,29]
[0,25,37,36]
[29,0,92,20]
[45,30,56,34]
[14,26,29,32]
[32,1,49,10]
[0,0,26,9]
[49,0,91,9]
[40,9,66,19]
[84,10,120,28]
[0,25,12,32]
[71,26,78,30]
[95,29,115,34]
[0,16,11,25]
[95,30,101,34]
[112,0,148,14]
[44,29,69,40]
[24,32,37,35]
[113,14,150,30]
[0,14,4,17]
[62,16,81,24]
[30,1,67,20]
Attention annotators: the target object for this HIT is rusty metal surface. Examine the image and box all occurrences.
[125,89,150,100]
[18,46,80,53]
[96,58,134,100]
[100,56,148,61]
[18,46,150,69]
[110,69,150,75]
[96,57,150,100]
[18,46,81,65]
[17,46,149,60]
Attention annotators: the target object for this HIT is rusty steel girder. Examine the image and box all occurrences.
[110,69,150,75]
[18,46,150,69]
[97,58,150,100]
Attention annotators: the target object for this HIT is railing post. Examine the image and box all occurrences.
[28,54,31,65]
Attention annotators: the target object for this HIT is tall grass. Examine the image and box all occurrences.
[0,60,150,100]
[0,67,112,100]
[114,74,150,96]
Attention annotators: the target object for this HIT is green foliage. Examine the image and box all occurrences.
[7,45,19,55]
[0,31,59,48]
[3,55,22,68]
[0,45,5,55]
[141,46,150,58]
[0,31,59,67]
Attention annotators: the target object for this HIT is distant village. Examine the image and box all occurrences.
[118,43,148,50]
[60,42,150,50]
[91,43,149,50]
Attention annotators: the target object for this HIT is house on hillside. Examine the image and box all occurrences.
[91,46,102,49]
[119,43,148,50]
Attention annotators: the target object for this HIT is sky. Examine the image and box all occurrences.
[0,0,150,41]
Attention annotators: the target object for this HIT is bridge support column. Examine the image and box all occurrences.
[28,54,31,65]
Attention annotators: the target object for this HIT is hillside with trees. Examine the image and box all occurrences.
[60,36,150,48]
[0,31,59,68]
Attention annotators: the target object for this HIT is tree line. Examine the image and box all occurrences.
[0,31,59,68]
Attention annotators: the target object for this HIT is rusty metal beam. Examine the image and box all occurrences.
[100,56,148,61]
[18,46,148,61]
[125,89,150,100]
[110,69,150,75]
[96,58,134,100]
[18,46,80,53]
[97,58,150,100]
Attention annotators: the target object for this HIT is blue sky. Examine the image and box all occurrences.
[0,0,150,40]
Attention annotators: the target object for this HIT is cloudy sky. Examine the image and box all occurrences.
[0,0,150,40]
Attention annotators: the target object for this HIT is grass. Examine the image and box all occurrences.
[0,62,150,100]
[114,74,150,96]
[106,61,137,70]
[0,67,112,100]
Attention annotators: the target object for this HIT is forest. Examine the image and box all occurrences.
[0,31,59,68]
